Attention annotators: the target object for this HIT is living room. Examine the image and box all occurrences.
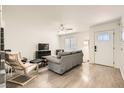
[1,2,124,90]
[1,5,90,87]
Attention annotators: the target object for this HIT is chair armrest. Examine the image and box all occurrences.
[24,63,34,67]
[24,63,37,74]
[45,56,61,64]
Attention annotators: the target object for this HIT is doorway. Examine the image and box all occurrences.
[94,30,114,66]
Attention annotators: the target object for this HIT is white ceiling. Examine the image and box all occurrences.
[3,5,124,31]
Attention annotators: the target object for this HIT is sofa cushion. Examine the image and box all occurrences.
[45,56,61,64]
[56,51,63,58]
[71,50,82,54]
[57,54,61,58]
[57,52,71,58]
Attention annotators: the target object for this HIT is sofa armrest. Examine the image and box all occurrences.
[45,56,61,64]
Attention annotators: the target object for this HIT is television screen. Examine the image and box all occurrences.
[38,43,49,50]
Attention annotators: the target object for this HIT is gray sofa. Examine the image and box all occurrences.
[45,50,83,74]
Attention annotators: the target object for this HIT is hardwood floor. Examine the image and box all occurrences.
[7,63,124,88]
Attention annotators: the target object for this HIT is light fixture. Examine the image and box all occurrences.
[59,24,73,31]
[60,24,64,31]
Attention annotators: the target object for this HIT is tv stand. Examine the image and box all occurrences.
[36,50,51,59]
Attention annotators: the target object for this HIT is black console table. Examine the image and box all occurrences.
[36,50,51,59]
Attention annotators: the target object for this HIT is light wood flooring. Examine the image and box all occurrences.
[7,63,124,88]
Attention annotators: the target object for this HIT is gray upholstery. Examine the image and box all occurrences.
[57,52,71,58]
[45,50,83,74]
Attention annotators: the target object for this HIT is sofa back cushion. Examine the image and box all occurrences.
[57,52,71,58]
[71,50,82,54]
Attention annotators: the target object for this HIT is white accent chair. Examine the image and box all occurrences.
[5,52,38,86]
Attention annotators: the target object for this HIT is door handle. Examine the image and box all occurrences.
[94,45,97,52]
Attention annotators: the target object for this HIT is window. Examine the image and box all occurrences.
[65,38,70,50]
[97,32,110,41]
[65,37,77,51]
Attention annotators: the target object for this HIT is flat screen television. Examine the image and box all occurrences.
[38,43,49,50]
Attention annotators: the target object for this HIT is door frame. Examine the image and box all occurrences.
[94,29,115,67]
[83,40,90,62]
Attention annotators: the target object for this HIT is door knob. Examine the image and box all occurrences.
[94,45,97,52]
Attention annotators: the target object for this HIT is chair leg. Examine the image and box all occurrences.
[7,74,37,86]
[10,67,13,77]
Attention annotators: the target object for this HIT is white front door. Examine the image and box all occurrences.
[94,31,114,66]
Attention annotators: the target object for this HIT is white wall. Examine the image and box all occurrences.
[3,6,59,60]
[59,31,90,62]
[89,18,121,68]
[0,5,2,27]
